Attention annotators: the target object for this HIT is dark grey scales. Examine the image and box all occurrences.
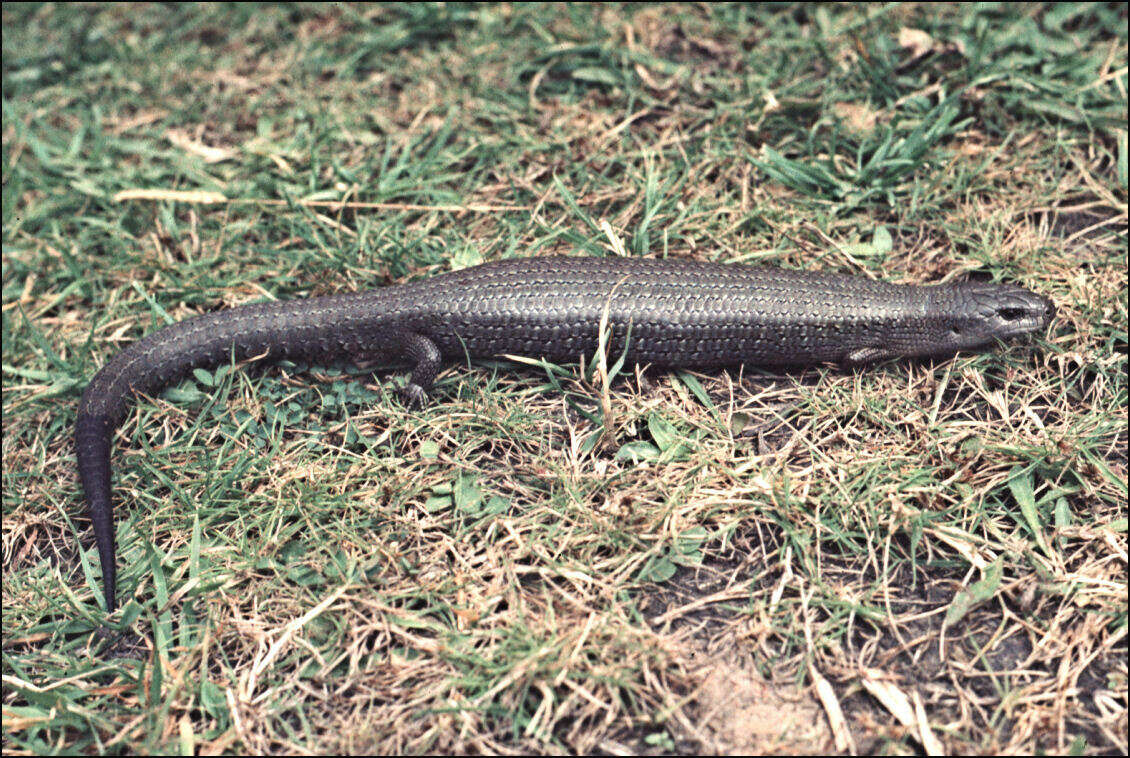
[75,255,1055,612]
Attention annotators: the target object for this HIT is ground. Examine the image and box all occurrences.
[2,3,1127,754]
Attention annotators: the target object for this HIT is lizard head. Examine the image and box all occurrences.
[933,281,1055,353]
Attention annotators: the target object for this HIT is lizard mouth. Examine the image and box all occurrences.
[961,284,1055,341]
[991,293,1056,339]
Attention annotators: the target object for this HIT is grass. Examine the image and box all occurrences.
[3,2,1126,754]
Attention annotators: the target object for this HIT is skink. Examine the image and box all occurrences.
[75,255,1055,612]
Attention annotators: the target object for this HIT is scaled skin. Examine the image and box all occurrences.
[75,255,1054,613]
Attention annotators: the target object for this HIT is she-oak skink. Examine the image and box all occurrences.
[75,255,1055,612]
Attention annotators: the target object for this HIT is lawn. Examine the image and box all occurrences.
[3,3,1126,754]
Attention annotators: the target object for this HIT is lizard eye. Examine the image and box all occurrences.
[996,306,1028,321]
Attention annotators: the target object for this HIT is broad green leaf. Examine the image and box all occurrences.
[1008,467,1051,557]
[944,557,1003,628]
[453,474,483,513]
[615,441,660,463]
[872,225,892,254]
[639,554,677,583]
[647,414,680,452]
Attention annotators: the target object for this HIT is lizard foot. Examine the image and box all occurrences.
[396,383,430,409]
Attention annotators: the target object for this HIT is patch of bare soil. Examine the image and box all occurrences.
[687,646,833,755]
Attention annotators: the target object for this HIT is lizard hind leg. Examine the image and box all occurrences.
[395,331,442,408]
[842,346,896,368]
